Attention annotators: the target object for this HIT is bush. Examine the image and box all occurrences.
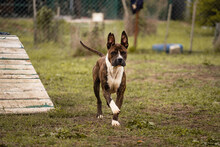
[71,24,106,56]
[196,0,220,27]
[36,6,63,43]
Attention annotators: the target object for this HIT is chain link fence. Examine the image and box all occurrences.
[0,0,219,54]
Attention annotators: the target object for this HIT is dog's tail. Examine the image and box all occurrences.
[80,41,105,57]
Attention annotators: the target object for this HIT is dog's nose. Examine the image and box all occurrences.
[118,58,123,63]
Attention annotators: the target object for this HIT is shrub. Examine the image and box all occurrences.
[36,6,63,43]
[72,24,106,56]
[36,6,54,42]
[196,0,220,27]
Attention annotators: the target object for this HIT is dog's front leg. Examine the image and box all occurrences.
[102,89,120,115]
[113,74,126,126]
[102,83,120,126]
[112,89,125,126]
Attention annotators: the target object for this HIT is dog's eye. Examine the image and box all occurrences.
[111,51,117,56]
[120,51,126,55]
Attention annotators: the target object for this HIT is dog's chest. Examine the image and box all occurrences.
[107,66,124,93]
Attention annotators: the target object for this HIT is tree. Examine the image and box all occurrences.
[196,0,220,27]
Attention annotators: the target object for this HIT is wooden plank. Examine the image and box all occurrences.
[0,107,54,114]
[0,82,44,88]
[0,42,24,48]
[0,36,19,39]
[0,54,29,60]
[0,35,54,114]
[0,70,37,75]
[0,65,34,70]
[0,48,27,54]
[0,37,20,42]
[0,87,45,92]
[0,83,45,92]
[0,60,31,65]
[0,38,24,48]
[0,74,39,79]
[0,91,50,99]
[0,79,41,83]
[0,99,53,109]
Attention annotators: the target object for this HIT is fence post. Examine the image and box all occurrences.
[134,11,139,50]
[189,0,198,53]
[214,23,220,44]
[164,3,172,52]
[33,0,37,46]
[57,6,60,17]
[214,23,220,51]
[121,0,132,37]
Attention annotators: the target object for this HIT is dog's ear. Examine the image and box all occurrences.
[121,31,129,49]
[107,33,115,49]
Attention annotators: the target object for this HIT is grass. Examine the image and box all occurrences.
[0,18,220,146]
[0,18,215,52]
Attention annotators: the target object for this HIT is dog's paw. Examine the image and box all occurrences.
[112,120,120,126]
[109,100,120,114]
[97,115,103,119]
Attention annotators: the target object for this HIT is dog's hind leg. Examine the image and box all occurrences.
[93,78,103,118]
[93,63,103,118]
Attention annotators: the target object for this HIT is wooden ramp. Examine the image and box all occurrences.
[0,35,54,114]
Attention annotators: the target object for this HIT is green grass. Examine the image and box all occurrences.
[1,48,220,146]
[137,21,215,52]
[0,18,216,52]
[0,18,220,146]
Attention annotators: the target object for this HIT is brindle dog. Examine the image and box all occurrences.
[80,31,128,126]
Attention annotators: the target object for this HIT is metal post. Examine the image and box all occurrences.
[214,23,220,50]
[134,11,139,50]
[189,0,198,53]
[33,0,37,45]
[57,6,60,17]
[121,0,129,18]
[164,3,172,52]
[70,0,73,15]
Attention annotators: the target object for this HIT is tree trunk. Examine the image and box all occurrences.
[214,23,220,51]
[134,11,139,50]
[121,0,133,36]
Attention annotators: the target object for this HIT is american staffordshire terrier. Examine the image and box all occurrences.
[80,31,128,126]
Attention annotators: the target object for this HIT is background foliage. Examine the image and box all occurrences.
[196,0,220,27]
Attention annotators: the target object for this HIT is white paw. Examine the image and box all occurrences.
[112,120,120,126]
[97,115,103,119]
[109,100,120,114]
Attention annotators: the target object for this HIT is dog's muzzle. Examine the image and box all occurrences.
[112,58,126,67]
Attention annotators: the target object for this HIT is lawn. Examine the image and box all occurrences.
[0,19,220,146]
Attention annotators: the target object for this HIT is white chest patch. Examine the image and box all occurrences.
[106,54,124,93]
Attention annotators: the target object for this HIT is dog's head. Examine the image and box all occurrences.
[107,31,129,67]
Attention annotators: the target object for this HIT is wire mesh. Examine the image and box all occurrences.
[0,0,219,53]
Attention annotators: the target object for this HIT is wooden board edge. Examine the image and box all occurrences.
[0,35,17,37]
[0,107,54,114]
